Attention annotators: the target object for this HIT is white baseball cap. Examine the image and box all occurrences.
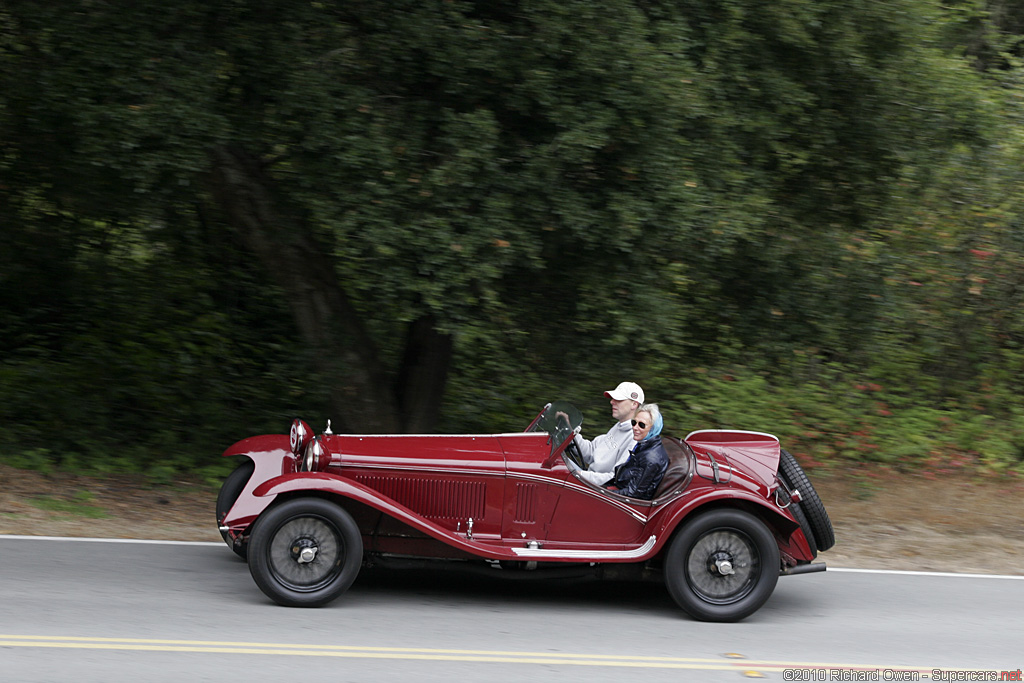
[604,381,644,404]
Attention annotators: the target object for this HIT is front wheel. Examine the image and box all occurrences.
[247,498,363,607]
[664,509,780,622]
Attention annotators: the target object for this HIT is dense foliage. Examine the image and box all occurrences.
[2,0,1024,479]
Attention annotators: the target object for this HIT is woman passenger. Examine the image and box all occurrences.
[604,403,669,500]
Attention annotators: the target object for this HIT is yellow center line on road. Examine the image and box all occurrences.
[0,635,937,672]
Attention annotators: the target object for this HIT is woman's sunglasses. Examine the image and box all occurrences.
[631,419,648,429]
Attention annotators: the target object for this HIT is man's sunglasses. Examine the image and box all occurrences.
[631,419,648,429]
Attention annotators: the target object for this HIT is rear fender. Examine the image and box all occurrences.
[651,489,816,564]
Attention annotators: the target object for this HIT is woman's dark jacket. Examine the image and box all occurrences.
[605,436,669,500]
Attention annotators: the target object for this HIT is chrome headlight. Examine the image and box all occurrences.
[290,419,312,455]
[301,435,331,472]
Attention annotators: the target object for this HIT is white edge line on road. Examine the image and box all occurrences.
[826,567,1024,580]
[0,535,221,547]
[0,535,1022,580]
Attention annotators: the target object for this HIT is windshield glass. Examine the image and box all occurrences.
[528,401,583,454]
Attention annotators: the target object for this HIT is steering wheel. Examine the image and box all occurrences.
[564,437,586,470]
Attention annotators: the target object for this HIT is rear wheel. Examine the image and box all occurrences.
[778,449,835,551]
[664,509,780,622]
[216,460,254,559]
[247,498,363,607]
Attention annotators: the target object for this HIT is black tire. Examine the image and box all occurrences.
[664,509,780,622]
[787,493,818,559]
[778,449,835,552]
[247,498,363,607]
[216,460,255,559]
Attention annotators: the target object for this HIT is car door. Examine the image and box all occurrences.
[543,467,649,547]
[500,433,648,549]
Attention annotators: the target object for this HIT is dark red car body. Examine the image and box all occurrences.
[217,403,831,621]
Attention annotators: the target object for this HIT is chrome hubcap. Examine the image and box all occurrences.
[296,545,318,564]
[713,556,735,575]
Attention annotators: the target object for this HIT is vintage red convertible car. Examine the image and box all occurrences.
[216,402,834,622]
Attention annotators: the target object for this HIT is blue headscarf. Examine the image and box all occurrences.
[643,412,663,441]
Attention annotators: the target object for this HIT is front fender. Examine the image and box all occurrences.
[218,435,295,537]
[252,472,523,561]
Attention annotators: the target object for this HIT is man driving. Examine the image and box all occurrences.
[569,381,644,486]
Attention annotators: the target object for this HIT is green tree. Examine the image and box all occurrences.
[0,0,1008,468]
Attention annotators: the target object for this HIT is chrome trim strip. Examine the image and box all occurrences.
[511,535,657,559]
[684,428,780,442]
[340,433,543,439]
[336,463,501,478]
[506,471,565,485]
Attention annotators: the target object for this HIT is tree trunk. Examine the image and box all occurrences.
[394,313,453,433]
[209,144,452,433]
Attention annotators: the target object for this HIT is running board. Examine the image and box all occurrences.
[510,535,657,560]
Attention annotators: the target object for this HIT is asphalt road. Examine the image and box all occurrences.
[0,536,1021,682]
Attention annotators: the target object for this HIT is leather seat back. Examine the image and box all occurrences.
[653,436,693,499]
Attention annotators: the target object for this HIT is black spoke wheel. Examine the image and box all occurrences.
[778,449,835,552]
[665,509,780,622]
[248,498,363,607]
[216,460,255,559]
